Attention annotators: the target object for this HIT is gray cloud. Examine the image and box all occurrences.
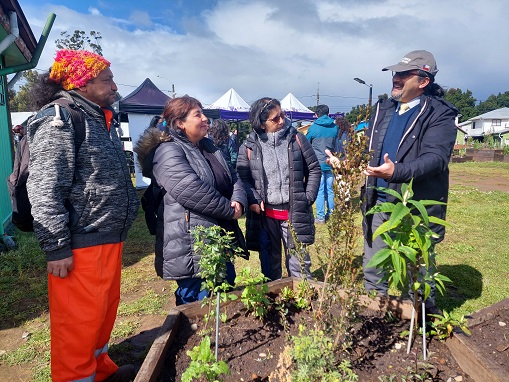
[20,0,509,113]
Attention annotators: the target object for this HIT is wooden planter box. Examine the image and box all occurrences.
[446,298,509,382]
[494,152,509,163]
[465,149,504,162]
[133,277,414,382]
[451,156,473,163]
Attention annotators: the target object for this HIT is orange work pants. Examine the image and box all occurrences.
[48,243,124,382]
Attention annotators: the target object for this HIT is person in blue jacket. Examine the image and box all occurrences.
[361,50,458,314]
[306,104,338,223]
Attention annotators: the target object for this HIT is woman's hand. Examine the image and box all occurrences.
[231,201,243,219]
[249,201,265,214]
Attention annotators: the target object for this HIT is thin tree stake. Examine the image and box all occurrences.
[407,305,415,354]
[422,301,427,360]
[215,292,220,360]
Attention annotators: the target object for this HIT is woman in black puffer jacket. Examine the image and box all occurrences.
[135,96,247,305]
[237,97,321,281]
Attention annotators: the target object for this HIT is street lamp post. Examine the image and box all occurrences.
[354,77,373,118]
[157,75,176,98]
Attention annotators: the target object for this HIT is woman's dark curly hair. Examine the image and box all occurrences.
[28,70,64,110]
[208,119,230,146]
[334,116,351,136]
[249,97,281,131]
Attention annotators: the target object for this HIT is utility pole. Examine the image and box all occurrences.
[354,77,373,119]
[157,75,175,98]
[316,82,320,106]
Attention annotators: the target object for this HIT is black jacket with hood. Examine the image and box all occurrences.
[135,127,247,280]
[362,94,458,241]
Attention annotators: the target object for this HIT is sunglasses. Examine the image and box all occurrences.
[267,111,286,124]
[392,70,427,80]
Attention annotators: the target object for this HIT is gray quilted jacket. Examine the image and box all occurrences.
[26,91,139,261]
[135,127,247,280]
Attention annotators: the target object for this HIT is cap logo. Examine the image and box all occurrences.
[401,57,412,64]
[422,64,430,72]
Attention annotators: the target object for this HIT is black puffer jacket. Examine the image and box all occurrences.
[135,127,247,280]
[362,94,458,240]
[237,121,321,249]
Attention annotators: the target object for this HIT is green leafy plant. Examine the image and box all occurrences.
[294,279,316,310]
[280,285,296,302]
[427,310,471,341]
[365,179,452,358]
[365,180,451,303]
[193,225,242,330]
[234,267,270,318]
[181,336,230,382]
[278,281,315,311]
[185,225,243,375]
[291,325,358,382]
[193,225,242,293]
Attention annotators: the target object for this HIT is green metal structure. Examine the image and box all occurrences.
[0,0,55,235]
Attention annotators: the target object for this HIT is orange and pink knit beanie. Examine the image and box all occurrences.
[49,49,111,90]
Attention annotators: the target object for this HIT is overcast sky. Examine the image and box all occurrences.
[18,0,509,113]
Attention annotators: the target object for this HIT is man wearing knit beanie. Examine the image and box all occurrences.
[26,50,139,382]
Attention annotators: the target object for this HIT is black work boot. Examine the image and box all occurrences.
[102,364,136,382]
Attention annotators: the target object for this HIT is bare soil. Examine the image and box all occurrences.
[466,306,509,374]
[156,296,471,382]
[449,165,509,193]
[1,167,507,381]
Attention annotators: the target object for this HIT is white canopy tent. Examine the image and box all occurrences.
[205,88,250,120]
[280,93,315,121]
[206,88,250,111]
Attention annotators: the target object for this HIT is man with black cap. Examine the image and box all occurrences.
[361,50,458,312]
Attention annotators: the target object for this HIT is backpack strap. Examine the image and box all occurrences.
[295,133,303,150]
[51,98,86,152]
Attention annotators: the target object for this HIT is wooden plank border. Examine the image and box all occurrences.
[134,277,415,381]
[446,298,509,382]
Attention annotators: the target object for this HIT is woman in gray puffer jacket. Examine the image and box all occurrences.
[237,97,321,281]
[135,96,247,305]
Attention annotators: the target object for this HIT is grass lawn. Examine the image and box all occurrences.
[0,161,508,381]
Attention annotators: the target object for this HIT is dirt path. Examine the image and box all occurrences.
[450,165,509,192]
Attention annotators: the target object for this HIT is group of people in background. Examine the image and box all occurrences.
[23,47,457,381]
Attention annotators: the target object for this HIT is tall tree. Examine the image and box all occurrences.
[476,91,509,116]
[8,31,105,112]
[345,93,387,124]
[55,30,103,56]
[444,88,477,121]
[8,70,39,112]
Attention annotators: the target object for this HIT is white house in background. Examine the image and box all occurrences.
[459,107,509,140]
